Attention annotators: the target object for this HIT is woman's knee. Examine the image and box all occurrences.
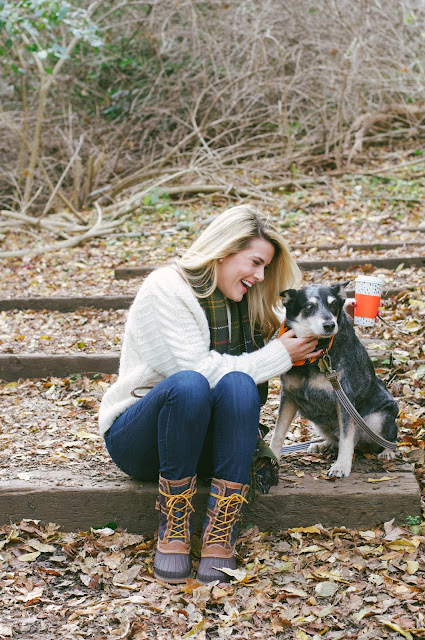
[168,370,210,396]
[214,372,261,411]
[217,371,258,394]
[165,371,212,417]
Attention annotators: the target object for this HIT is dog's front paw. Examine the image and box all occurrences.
[327,461,352,478]
[378,448,396,461]
[308,440,330,454]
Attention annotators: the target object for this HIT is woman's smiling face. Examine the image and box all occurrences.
[216,237,275,301]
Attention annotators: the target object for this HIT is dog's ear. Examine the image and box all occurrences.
[330,281,350,299]
[280,289,297,305]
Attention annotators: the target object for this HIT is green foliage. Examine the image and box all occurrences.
[405,515,422,534]
[92,521,118,530]
[0,0,103,77]
[142,189,171,213]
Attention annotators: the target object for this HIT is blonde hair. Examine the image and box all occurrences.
[175,204,301,340]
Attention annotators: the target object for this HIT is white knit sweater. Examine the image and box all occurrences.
[98,266,293,435]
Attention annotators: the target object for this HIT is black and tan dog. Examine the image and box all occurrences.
[269,283,398,477]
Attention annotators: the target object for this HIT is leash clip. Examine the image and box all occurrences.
[320,353,333,373]
[320,353,341,390]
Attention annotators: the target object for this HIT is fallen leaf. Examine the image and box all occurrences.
[18,551,41,562]
[367,476,397,483]
[75,430,99,440]
[385,538,420,551]
[0,624,12,637]
[182,620,206,638]
[377,618,413,640]
[24,586,44,602]
[27,540,57,553]
[406,560,419,574]
[297,545,324,553]
[289,526,321,534]
[359,530,376,540]
[313,570,350,584]
[315,581,339,597]
[280,585,309,597]
[353,607,375,621]
[212,566,247,582]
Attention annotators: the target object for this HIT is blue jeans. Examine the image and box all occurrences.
[104,371,260,485]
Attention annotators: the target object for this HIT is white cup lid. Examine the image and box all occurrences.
[355,275,385,284]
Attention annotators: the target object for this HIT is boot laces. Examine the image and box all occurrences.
[159,486,195,540]
[206,492,247,545]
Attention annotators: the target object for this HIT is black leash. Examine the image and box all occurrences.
[319,353,397,451]
[280,439,323,453]
[376,313,411,336]
[279,353,397,455]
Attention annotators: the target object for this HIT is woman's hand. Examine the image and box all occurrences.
[344,297,356,322]
[278,329,322,363]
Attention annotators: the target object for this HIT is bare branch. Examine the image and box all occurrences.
[40,135,85,218]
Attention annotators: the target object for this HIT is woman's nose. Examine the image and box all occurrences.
[254,266,265,282]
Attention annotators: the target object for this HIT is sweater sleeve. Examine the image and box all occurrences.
[128,268,293,387]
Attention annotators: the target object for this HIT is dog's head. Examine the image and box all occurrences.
[280,283,349,338]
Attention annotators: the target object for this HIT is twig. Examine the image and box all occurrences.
[350,155,425,177]
[40,135,84,218]
[0,203,120,258]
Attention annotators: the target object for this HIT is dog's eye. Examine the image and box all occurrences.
[304,302,317,313]
[329,302,339,313]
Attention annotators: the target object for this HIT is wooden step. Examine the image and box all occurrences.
[0,295,135,312]
[0,460,419,533]
[0,353,120,381]
[291,240,425,251]
[0,340,399,382]
[0,287,411,312]
[114,256,425,279]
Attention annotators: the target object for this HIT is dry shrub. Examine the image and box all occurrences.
[0,0,424,215]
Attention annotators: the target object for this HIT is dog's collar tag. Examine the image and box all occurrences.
[318,358,327,373]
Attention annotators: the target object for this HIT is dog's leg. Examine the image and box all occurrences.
[364,411,397,462]
[270,399,298,458]
[327,409,356,478]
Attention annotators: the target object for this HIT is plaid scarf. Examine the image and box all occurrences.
[198,288,268,404]
[198,288,278,495]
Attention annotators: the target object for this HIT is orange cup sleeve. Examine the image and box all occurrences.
[354,293,381,319]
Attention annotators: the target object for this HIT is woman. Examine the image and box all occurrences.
[99,204,322,584]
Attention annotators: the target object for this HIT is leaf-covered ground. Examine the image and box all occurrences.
[0,157,425,639]
[0,517,424,640]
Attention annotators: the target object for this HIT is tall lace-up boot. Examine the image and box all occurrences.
[196,478,249,584]
[153,475,196,583]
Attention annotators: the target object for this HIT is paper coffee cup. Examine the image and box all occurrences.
[354,275,384,326]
